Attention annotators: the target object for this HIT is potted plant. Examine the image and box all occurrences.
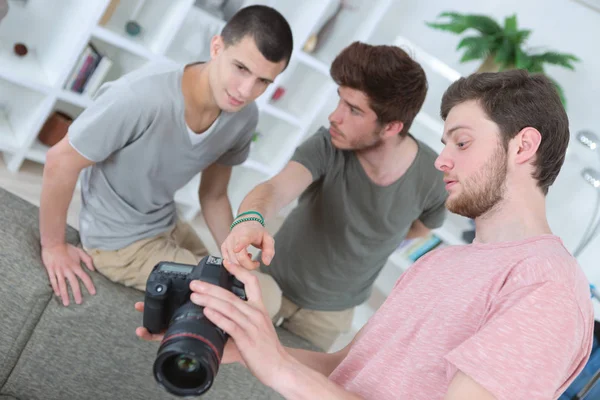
[426,12,580,106]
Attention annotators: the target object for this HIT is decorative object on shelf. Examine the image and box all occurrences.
[426,12,580,107]
[37,111,73,147]
[0,0,8,24]
[251,131,262,143]
[397,233,443,262]
[250,131,262,152]
[99,0,120,26]
[303,0,346,54]
[271,87,285,102]
[64,43,107,94]
[125,20,141,36]
[125,0,145,37]
[13,43,28,56]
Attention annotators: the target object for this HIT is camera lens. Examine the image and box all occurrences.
[153,301,227,397]
[159,353,208,392]
[176,355,199,372]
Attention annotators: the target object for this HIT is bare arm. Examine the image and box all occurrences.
[40,136,96,305]
[444,371,496,400]
[275,361,364,400]
[237,160,313,220]
[40,137,94,246]
[284,324,364,377]
[404,219,431,240]
[199,163,235,249]
[221,161,313,269]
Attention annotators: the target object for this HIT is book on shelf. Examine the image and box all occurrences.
[396,232,447,263]
[64,43,113,97]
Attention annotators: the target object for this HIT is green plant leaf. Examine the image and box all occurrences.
[515,47,531,69]
[456,35,495,61]
[515,29,531,46]
[531,51,580,70]
[527,59,545,73]
[462,15,503,35]
[426,12,502,35]
[426,21,468,34]
[494,38,515,69]
[460,45,491,63]
[426,12,471,33]
[504,14,517,34]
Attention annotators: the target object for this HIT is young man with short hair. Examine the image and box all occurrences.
[138,69,594,399]
[220,41,448,350]
[39,5,293,306]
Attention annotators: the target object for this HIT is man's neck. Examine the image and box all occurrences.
[355,135,419,186]
[182,63,221,132]
[473,183,553,244]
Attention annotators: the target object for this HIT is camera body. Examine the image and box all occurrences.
[143,255,246,397]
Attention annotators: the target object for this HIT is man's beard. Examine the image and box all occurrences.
[447,144,508,219]
[332,123,384,151]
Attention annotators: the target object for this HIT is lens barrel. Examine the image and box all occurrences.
[153,301,226,397]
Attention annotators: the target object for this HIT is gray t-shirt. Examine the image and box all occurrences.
[261,127,447,311]
[69,62,258,250]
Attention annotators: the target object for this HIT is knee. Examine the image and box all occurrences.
[254,272,282,319]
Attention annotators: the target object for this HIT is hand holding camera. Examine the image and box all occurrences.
[136,255,294,397]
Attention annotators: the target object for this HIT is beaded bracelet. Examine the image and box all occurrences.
[230,216,265,231]
[235,210,265,222]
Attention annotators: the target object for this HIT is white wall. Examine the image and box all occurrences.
[369,0,600,309]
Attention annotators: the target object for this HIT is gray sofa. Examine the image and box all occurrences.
[0,187,317,400]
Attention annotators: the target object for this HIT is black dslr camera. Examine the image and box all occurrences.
[143,255,246,397]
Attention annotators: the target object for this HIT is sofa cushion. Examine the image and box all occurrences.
[3,259,317,400]
[0,187,319,399]
[0,188,80,386]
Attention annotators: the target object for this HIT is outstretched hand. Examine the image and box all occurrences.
[220,220,275,271]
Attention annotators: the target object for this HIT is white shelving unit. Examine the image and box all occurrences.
[0,0,407,221]
[1,0,473,340]
[0,0,335,219]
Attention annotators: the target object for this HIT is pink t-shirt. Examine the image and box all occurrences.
[330,235,594,400]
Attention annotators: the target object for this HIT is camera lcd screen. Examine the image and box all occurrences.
[159,263,193,274]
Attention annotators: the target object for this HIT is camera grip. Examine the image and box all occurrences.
[143,291,167,334]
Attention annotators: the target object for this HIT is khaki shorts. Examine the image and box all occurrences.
[85,220,283,318]
[256,270,354,352]
[86,224,351,351]
[85,220,208,291]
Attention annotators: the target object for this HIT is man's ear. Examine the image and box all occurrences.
[210,35,225,60]
[382,120,404,138]
[514,127,542,165]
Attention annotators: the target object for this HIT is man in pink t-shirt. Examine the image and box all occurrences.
[137,70,594,399]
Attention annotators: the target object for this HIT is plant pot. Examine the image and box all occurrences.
[37,111,72,147]
[477,54,516,73]
[477,54,502,73]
